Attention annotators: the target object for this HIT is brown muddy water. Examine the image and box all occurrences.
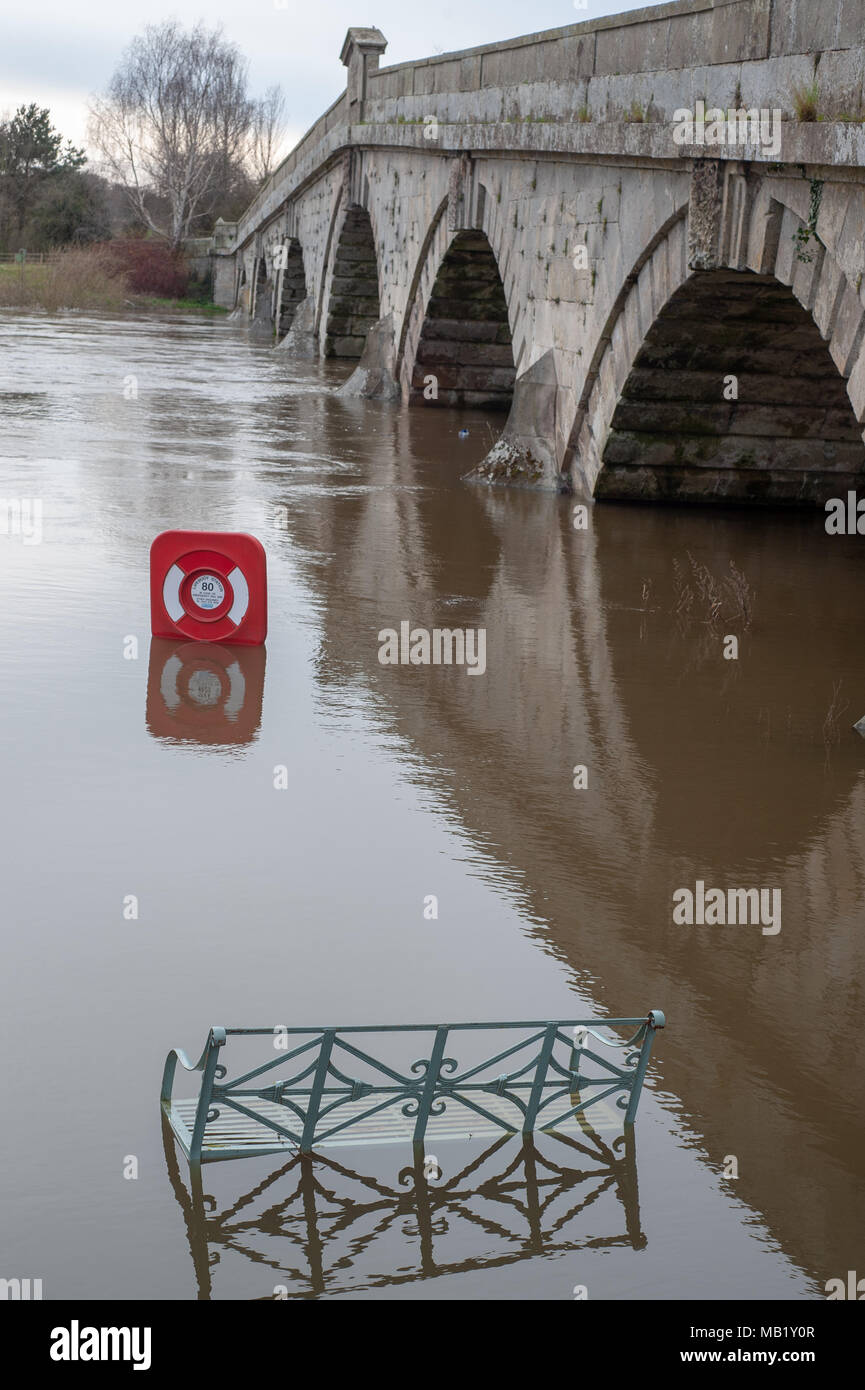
[1,310,863,1300]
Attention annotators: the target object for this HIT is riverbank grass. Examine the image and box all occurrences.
[0,247,226,314]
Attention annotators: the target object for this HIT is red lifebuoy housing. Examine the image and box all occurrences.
[150,531,267,645]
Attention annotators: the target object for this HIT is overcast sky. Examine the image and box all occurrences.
[2,0,649,159]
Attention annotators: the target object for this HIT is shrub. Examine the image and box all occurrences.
[103,238,189,298]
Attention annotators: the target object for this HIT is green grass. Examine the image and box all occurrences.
[132,295,228,314]
[0,262,49,283]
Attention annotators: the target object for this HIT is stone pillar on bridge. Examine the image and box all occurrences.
[340,27,388,125]
[335,32,399,402]
[465,350,567,492]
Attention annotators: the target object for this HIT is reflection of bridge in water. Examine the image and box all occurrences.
[162,1117,644,1299]
[262,394,865,1288]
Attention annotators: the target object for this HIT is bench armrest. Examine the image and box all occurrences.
[161,1027,226,1105]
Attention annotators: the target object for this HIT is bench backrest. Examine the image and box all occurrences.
[162,1013,665,1160]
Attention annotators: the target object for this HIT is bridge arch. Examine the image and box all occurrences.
[599,267,865,504]
[408,228,515,410]
[276,238,308,338]
[400,200,516,410]
[573,186,865,505]
[251,252,270,324]
[322,203,381,358]
[567,209,690,496]
[397,195,450,400]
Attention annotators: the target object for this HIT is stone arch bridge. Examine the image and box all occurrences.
[206,0,865,503]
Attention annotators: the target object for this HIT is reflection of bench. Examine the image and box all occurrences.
[163,1126,646,1298]
[161,1013,666,1167]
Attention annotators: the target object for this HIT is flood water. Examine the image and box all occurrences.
[1,310,863,1301]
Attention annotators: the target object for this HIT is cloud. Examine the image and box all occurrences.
[1,0,647,155]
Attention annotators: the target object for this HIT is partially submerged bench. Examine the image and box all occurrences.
[161,1012,665,1167]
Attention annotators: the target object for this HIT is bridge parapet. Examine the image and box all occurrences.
[233,92,348,250]
[231,0,865,255]
[365,0,861,126]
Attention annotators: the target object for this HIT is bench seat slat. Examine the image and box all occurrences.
[167,1090,622,1157]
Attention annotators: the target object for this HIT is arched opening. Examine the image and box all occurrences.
[276,239,307,336]
[410,230,515,409]
[324,207,380,358]
[237,263,248,313]
[252,255,270,324]
[598,268,865,505]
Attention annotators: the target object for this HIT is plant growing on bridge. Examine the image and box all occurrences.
[793,178,824,264]
[791,79,820,122]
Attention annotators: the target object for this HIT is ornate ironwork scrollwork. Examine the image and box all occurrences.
[163,1013,664,1168]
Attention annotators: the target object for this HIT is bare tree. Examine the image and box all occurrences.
[248,86,287,185]
[89,21,276,246]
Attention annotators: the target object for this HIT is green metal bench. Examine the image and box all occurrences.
[161,1012,666,1167]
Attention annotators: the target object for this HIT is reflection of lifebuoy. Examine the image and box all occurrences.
[146,639,266,747]
[150,531,267,645]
